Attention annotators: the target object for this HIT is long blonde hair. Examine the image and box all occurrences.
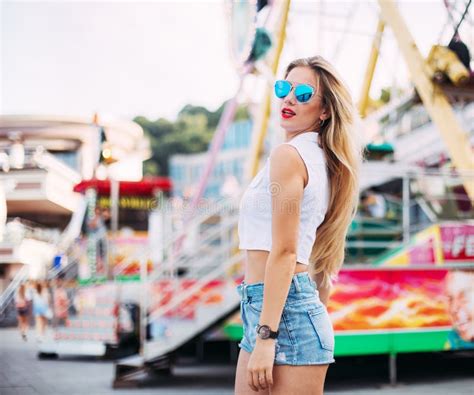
[284,56,365,289]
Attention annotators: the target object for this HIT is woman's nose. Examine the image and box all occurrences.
[283,91,296,105]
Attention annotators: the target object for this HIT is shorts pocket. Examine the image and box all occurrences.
[307,306,334,352]
[246,298,263,314]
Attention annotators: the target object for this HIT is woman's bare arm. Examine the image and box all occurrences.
[257,143,307,338]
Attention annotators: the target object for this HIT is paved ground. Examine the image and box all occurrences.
[1,328,473,394]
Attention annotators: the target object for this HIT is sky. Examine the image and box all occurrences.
[1,0,471,122]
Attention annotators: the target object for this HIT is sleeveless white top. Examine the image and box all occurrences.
[238,131,330,265]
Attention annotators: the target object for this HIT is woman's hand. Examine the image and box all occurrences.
[247,339,275,391]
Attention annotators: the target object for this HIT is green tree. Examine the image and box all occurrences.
[134,101,249,176]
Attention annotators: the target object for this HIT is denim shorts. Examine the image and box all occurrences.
[236,272,336,365]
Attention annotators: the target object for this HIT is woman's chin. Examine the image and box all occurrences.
[279,120,298,131]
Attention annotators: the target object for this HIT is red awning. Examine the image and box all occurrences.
[73,177,173,196]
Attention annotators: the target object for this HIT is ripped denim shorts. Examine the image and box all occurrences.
[236,271,336,365]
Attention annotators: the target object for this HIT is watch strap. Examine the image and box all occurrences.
[256,324,279,339]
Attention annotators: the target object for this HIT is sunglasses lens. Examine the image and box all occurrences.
[274,80,291,99]
[294,84,315,103]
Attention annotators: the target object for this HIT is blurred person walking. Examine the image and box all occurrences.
[14,283,31,341]
[32,281,52,341]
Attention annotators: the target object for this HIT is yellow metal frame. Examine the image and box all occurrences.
[359,19,385,118]
[377,0,474,202]
[247,0,291,179]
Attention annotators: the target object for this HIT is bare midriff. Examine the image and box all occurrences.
[243,249,308,284]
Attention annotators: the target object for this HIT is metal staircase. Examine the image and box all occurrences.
[0,198,87,325]
[47,198,87,280]
[37,195,244,368]
[0,266,29,326]
[112,197,244,385]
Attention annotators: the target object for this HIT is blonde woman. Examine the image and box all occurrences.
[235,55,363,394]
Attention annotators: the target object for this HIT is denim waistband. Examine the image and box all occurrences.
[237,272,317,301]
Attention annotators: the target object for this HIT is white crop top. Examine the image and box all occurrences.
[238,131,330,265]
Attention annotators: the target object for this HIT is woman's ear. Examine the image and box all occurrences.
[321,109,330,122]
[319,103,330,121]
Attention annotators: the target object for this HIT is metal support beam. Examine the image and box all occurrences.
[402,173,411,245]
[389,352,397,386]
[359,19,385,118]
[378,0,474,203]
[248,0,292,179]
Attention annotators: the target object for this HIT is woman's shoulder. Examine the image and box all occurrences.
[271,139,325,168]
[270,141,299,156]
[267,144,309,189]
[269,143,305,170]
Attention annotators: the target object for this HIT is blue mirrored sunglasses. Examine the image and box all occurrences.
[274,80,319,103]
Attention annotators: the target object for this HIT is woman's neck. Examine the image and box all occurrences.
[285,130,319,142]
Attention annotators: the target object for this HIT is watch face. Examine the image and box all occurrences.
[257,325,270,339]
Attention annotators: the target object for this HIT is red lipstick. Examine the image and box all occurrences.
[281,107,296,119]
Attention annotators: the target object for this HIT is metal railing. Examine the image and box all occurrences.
[346,170,474,264]
[3,218,62,245]
[0,266,29,317]
[147,244,243,324]
[148,212,238,280]
[0,198,87,319]
[0,145,80,180]
[111,196,238,279]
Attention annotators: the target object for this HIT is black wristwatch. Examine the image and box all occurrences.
[256,324,279,339]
